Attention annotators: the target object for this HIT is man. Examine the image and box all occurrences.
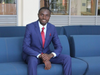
[22,7,71,75]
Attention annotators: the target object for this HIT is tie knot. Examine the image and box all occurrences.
[42,27,45,31]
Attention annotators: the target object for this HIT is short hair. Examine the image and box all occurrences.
[38,7,51,14]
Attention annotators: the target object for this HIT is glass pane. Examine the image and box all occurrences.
[98,0,100,15]
[49,0,69,15]
[0,0,17,15]
[71,0,96,16]
[40,0,69,15]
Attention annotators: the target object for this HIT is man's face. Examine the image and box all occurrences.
[38,9,51,26]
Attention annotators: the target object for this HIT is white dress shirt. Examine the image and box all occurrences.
[37,21,56,58]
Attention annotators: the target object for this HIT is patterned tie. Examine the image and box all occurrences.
[41,27,45,48]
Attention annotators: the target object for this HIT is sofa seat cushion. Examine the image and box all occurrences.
[0,62,27,75]
[72,58,87,75]
[0,62,63,75]
[0,58,87,75]
[37,64,63,75]
[0,37,23,63]
[80,56,100,75]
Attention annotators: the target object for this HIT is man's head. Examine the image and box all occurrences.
[38,7,51,26]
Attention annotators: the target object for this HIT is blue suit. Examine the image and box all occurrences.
[22,20,72,75]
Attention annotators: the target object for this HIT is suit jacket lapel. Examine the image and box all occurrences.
[44,23,50,48]
[35,21,51,48]
[35,21,42,46]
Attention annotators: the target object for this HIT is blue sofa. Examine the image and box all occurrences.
[0,35,87,75]
[70,35,100,75]
[1,26,100,75]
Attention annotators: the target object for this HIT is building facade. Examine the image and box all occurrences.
[0,0,100,26]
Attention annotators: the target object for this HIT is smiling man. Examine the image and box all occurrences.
[22,7,72,75]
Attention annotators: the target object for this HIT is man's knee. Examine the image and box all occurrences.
[27,56,38,64]
[64,55,71,63]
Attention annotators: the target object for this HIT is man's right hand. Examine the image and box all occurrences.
[43,60,51,70]
[39,54,51,70]
[40,53,54,61]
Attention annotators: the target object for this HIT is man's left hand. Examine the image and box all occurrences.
[41,53,54,61]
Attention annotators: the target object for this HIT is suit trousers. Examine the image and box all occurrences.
[26,54,72,75]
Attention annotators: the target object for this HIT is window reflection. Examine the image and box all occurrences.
[40,0,98,16]
[0,0,16,15]
[98,0,100,15]
[71,0,96,15]
[40,0,69,15]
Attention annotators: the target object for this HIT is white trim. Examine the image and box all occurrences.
[0,15,17,16]
[0,22,16,23]
[96,0,98,25]
[17,0,18,26]
[69,0,71,25]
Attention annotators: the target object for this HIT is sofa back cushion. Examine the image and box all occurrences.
[50,35,70,55]
[70,35,100,57]
[64,26,100,40]
[56,27,64,35]
[0,26,25,37]
[0,37,23,63]
[0,26,64,37]
[0,35,70,63]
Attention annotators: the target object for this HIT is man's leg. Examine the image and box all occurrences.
[26,56,41,75]
[50,54,72,75]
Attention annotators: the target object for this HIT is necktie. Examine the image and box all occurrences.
[41,27,45,48]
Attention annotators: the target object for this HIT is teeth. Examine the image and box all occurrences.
[43,20,46,21]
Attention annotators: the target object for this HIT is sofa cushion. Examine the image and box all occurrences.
[38,58,88,75]
[72,58,87,75]
[37,64,63,75]
[0,38,7,63]
[63,26,100,40]
[0,26,64,37]
[49,35,70,55]
[0,26,25,37]
[80,56,100,75]
[0,62,27,75]
[0,62,63,75]
[0,37,23,63]
[0,58,88,75]
[56,27,64,35]
[70,35,100,57]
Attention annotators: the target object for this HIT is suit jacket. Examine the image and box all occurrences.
[22,20,62,61]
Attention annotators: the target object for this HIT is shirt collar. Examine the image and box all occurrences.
[38,21,47,29]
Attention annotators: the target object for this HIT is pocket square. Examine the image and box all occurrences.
[49,33,51,36]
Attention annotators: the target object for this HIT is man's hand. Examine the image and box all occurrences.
[41,53,54,61]
[39,53,53,70]
[43,60,51,70]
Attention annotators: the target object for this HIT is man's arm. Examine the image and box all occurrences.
[51,26,62,57]
[39,53,53,70]
[39,53,54,61]
[23,25,40,57]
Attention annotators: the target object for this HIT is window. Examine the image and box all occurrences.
[0,0,17,26]
[40,0,69,15]
[0,0,17,15]
[40,0,97,16]
[98,0,100,15]
[71,0,96,15]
